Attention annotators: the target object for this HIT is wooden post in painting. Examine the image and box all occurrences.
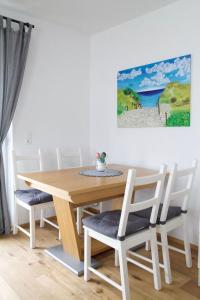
[157,102,160,115]
[165,112,168,126]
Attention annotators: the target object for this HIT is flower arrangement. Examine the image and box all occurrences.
[96,152,106,163]
[96,152,107,171]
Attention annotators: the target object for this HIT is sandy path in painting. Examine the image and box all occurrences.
[118,107,165,128]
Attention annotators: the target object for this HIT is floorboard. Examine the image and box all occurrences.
[0,224,199,300]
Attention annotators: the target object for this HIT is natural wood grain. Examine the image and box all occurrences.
[53,197,109,260]
[18,164,157,261]
[0,225,199,300]
[53,196,82,259]
[18,164,156,205]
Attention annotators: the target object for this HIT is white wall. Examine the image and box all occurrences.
[12,16,90,169]
[90,0,200,245]
[1,6,90,224]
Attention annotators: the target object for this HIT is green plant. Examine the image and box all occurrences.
[117,103,124,115]
[96,152,107,163]
[123,88,140,102]
[170,97,177,103]
[123,87,132,96]
[117,88,141,115]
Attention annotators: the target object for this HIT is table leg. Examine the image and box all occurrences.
[45,196,101,276]
[53,196,82,260]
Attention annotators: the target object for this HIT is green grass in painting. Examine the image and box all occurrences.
[166,111,190,127]
[159,82,190,127]
[170,104,190,112]
[159,82,190,106]
[117,89,141,115]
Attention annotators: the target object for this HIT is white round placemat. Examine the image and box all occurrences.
[79,169,123,177]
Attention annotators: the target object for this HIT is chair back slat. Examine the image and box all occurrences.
[160,160,198,223]
[130,197,157,213]
[117,165,167,239]
[56,147,83,170]
[12,149,43,191]
[177,167,195,177]
[135,173,165,186]
[170,188,190,201]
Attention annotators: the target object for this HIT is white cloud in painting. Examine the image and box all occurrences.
[139,77,153,88]
[117,68,142,80]
[151,72,170,85]
[140,72,170,88]
[146,56,191,78]
[146,61,174,75]
[175,57,191,77]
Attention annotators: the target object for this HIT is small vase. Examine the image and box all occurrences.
[96,160,106,172]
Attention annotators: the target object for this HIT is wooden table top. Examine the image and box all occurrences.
[18,164,157,205]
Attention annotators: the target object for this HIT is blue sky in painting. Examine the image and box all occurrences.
[117,54,191,92]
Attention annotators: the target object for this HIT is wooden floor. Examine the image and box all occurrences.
[0,224,199,300]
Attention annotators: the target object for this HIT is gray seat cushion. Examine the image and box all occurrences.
[134,204,182,224]
[82,210,150,239]
[15,189,53,206]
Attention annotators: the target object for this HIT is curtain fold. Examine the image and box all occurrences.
[0,16,32,234]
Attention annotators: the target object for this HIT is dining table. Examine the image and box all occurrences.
[18,164,156,276]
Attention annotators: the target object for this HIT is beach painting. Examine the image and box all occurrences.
[117,55,191,127]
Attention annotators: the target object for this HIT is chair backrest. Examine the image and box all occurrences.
[12,149,43,191]
[117,165,167,240]
[56,147,83,170]
[160,160,198,223]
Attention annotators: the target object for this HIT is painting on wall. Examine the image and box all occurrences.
[117,54,191,128]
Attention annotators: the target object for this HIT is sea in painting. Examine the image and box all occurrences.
[117,55,191,127]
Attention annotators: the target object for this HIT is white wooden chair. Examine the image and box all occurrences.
[137,160,198,284]
[12,149,59,248]
[157,160,198,284]
[198,217,200,286]
[83,165,166,300]
[56,147,104,235]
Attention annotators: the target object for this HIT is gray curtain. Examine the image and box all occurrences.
[0,16,32,234]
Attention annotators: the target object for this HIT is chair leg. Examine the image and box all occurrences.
[160,229,172,284]
[13,198,18,235]
[118,244,130,300]
[77,207,83,235]
[40,209,45,228]
[198,269,200,287]
[145,241,150,251]
[183,217,192,268]
[30,207,36,249]
[115,249,119,267]
[84,228,91,281]
[99,202,104,213]
[150,229,162,291]
[198,227,200,286]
